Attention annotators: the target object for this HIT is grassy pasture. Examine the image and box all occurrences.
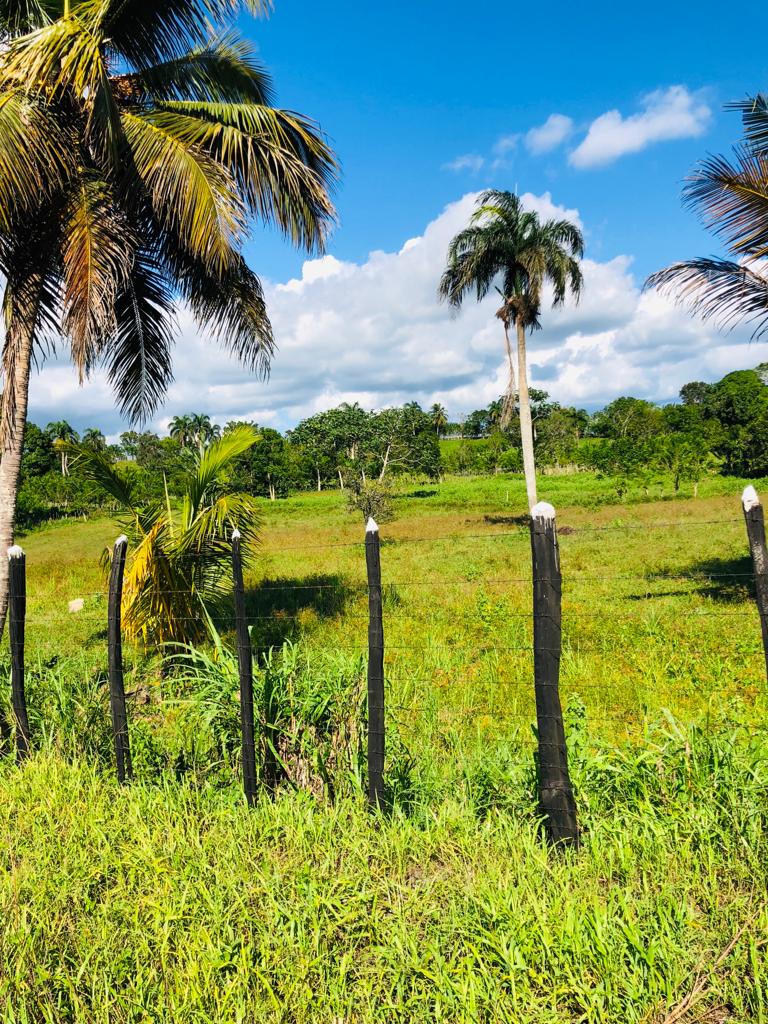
[1,471,767,1022]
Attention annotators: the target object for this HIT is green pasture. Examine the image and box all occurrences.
[1,471,767,1022]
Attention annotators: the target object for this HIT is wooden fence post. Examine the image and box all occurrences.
[529,502,578,847]
[232,529,257,806]
[8,546,30,763]
[365,517,385,808]
[743,486,768,680]
[107,535,132,783]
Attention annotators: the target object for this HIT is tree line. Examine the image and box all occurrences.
[15,363,767,527]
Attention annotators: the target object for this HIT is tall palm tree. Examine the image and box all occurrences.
[439,191,583,511]
[190,412,220,449]
[70,425,261,647]
[0,0,337,634]
[429,402,448,438]
[45,420,78,475]
[647,95,768,341]
[169,414,195,448]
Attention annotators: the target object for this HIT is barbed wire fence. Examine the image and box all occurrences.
[3,487,768,844]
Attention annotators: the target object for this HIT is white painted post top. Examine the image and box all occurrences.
[531,501,556,521]
[231,528,241,540]
[7,545,23,559]
[366,517,379,533]
[743,485,761,511]
[114,534,128,547]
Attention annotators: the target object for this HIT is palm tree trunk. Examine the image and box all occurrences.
[0,322,34,639]
[516,321,537,511]
[500,323,518,428]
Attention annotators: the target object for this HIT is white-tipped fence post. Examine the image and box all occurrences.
[742,486,768,680]
[107,535,132,783]
[7,546,30,763]
[231,529,258,806]
[365,517,385,808]
[529,503,578,847]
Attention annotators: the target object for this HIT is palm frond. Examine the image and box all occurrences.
[182,423,258,524]
[683,148,768,258]
[0,0,60,34]
[112,35,272,105]
[61,175,135,376]
[178,251,274,372]
[122,109,246,271]
[92,0,272,69]
[729,93,768,154]
[0,92,72,229]
[646,257,768,338]
[106,250,177,423]
[145,102,337,251]
[64,443,139,509]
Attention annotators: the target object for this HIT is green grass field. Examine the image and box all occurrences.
[1,471,767,1021]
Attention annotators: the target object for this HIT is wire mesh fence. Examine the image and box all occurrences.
[2,494,767,837]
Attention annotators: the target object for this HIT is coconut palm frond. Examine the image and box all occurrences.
[647,257,768,338]
[61,175,136,375]
[122,109,247,272]
[0,93,72,230]
[147,101,337,250]
[683,148,768,259]
[180,252,274,372]
[105,251,177,423]
[112,35,273,105]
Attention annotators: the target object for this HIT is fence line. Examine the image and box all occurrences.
[3,487,767,835]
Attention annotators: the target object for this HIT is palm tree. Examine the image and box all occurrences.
[439,191,583,511]
[190,413,220,449]
[69,425,260,648]
[429,403,448,438]
[45,420,78,475]
[0,0,337,635]
[487,398,503,432]
[647,95,768,341]
[81,427,107,451]
[169,414,195,449]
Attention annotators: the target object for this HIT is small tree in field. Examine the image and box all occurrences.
[70,426,261,648]
[439,191,583,511]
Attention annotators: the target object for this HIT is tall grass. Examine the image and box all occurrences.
[0,713,766,1022]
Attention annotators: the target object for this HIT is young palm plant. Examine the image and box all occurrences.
[0,0,337,634]
[439,191,583,511]
[70,425,261,649]
[647,95,768,340]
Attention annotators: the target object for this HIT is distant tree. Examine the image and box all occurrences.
[440,189,584,510]
[81,428,107,452]
[21,423,56,479]
[189,414,221,451]
[45,421,78,476]
[537,408,582,466]
[238,427,291,500]
[704,369,768,475]
[593,397,664,441]
[169,415,195,449]
[463,408,490,439]
[429,403,448,437]
[680,381,713,406]
[653,434,720,495]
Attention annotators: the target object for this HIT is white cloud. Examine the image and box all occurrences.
[569,85,711,169]
[442,153,484,173]
[525,114,574,155]
[493,133,520,156]
[26,191,768,433]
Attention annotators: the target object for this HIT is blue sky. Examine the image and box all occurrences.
[30,0,768,433]
[242,0,765,283]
